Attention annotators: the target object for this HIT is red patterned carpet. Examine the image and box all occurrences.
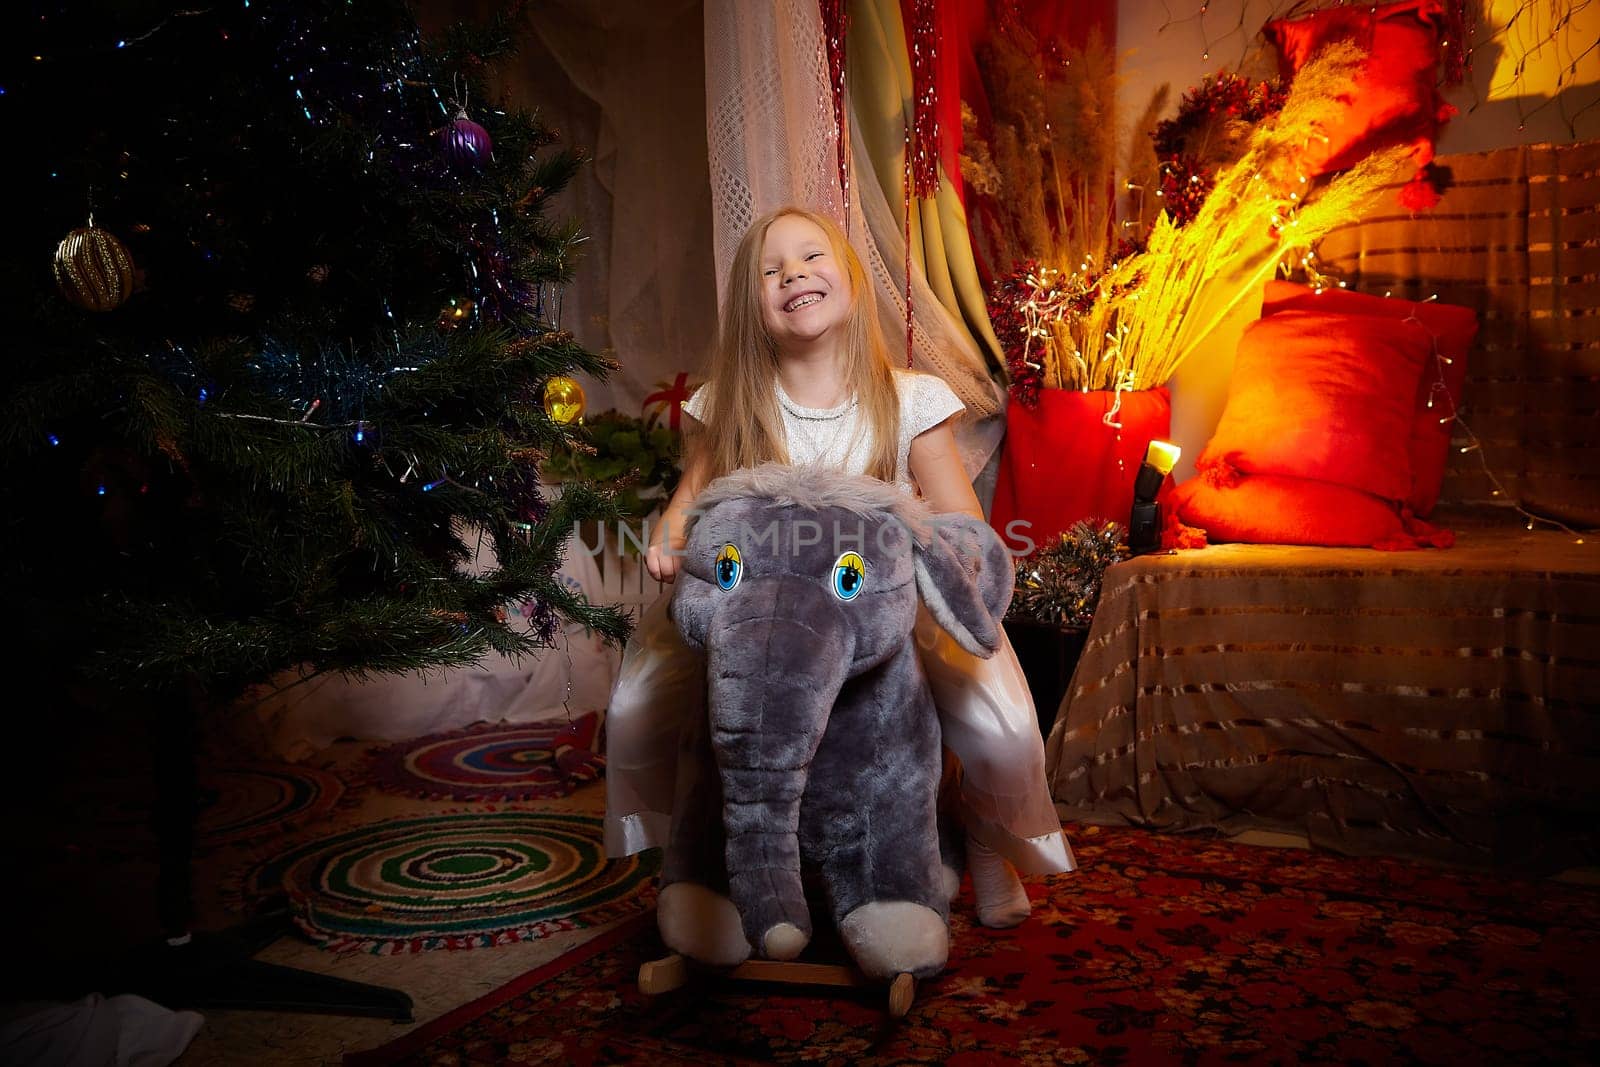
[347,826,1600,1065]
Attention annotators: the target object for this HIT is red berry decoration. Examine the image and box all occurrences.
[1151,73,1288,227]
[440,109,492,174]
[988,263,1046,409]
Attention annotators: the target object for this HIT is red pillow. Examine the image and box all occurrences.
[1198,308,1430,502]
[1261,281,1476,516]
[1264,0,1454,179]
[1166,470,1453,550]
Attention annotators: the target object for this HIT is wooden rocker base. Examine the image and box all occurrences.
[638,953,916,1017]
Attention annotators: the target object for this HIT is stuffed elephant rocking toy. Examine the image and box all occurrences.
[650,463,1013,990]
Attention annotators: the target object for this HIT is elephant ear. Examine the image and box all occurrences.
[913,513,1014,658]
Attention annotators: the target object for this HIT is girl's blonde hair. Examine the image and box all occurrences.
[691,206,900,483]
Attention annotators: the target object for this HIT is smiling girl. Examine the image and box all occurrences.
[605,206,1075,929]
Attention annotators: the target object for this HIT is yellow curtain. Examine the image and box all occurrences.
[848,0,1004,373]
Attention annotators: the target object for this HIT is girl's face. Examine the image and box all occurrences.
[759,214,850,354]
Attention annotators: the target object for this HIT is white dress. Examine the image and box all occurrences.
[603,369,1076,876]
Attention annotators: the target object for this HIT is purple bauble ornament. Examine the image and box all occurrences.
[440,110,492,173]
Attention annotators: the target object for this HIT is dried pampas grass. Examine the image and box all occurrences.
[1029,41,1409,392]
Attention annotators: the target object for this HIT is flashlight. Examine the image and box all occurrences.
[1129,440,1180,555]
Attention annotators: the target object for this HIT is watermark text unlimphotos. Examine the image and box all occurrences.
[573,511,1040,559]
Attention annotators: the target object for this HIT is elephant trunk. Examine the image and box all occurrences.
[708,587,853,959]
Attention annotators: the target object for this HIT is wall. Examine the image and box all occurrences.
[1114,0,1600,480]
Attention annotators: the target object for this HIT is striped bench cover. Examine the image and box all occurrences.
[1045,521,1600,868]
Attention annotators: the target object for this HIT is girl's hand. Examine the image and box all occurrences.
[645,436,706,586]
[646,541,680,583]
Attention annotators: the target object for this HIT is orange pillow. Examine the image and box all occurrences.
[1166,470,1453,550]
[1260,281,1476,517]
[1198,309,1430,502]
[1264,0,1454,177]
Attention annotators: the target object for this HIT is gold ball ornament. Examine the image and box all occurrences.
[542,376,586,425]
[53,221,134,312]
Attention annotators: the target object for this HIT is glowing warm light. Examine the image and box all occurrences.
[1145,440,1182,475]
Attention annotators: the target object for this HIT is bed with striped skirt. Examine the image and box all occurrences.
[1045,141,1600,870]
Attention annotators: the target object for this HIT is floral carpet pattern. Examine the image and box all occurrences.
[349,825,1600,1065]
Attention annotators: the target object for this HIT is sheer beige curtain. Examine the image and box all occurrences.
[704,0,1006,487]
[438,0,716,416]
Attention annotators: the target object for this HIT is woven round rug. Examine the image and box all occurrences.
[198,764,347,847]
[360,713,604,802]
[244,811,657,953]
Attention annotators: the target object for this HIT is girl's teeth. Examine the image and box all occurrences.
[786,294,822,311]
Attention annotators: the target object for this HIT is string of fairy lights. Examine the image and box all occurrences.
[1006,235,1596,543]
[1486,0,1600,132]
[1132,282,1588,547]
[1387,292,1590,543]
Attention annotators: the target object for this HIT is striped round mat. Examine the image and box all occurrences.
[198,764,346,847]
[360,714,605,802]
[245,811,657,953]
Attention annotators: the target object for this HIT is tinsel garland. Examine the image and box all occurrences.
[1008,519,1126,630]
[819,0,850,226]
[1151,73,1288,228]
[902,0,940,370]
[908,0,940,200]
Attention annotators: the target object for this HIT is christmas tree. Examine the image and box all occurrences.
[6,0,630,706]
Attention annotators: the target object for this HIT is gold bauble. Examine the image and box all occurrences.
[53,223,133,312]
[543,376,586,425]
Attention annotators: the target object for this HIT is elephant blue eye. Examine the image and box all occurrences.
[831,551,865,601]
[715,543,742,591]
